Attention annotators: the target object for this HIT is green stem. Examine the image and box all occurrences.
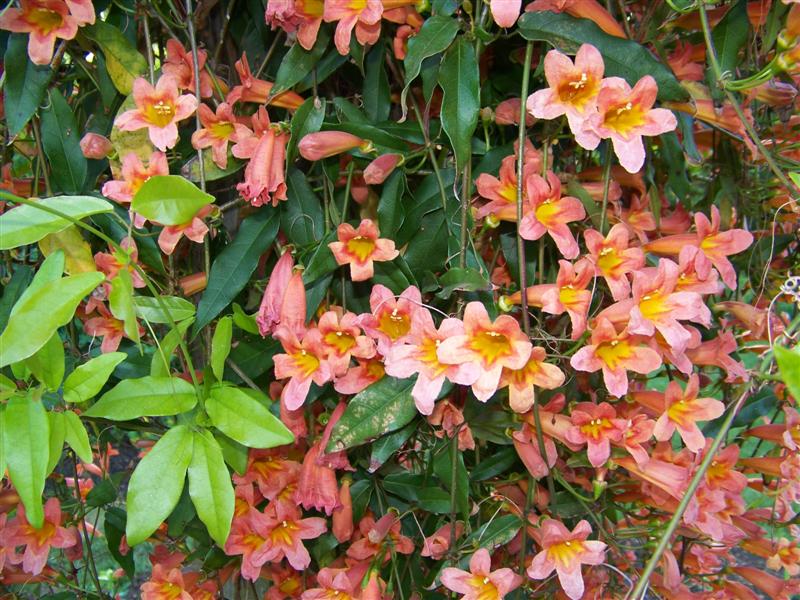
[626,385,751,599]
[459,161,471,270]
[599,147,613,234]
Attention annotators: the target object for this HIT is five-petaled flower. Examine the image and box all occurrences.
[328,219,399,281]
[565,401,627,467]
[653,374,725,453]
[0,0,79,65]
[527,519,607,600]
[6,497,78,576]
[440,547,523,599]
[115,75,199,151]
[191,102,250,169]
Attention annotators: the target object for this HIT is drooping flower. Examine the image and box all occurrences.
[227,53,305,109]
[294,442,340,516]
[363,153,402,185]
[0,0,78,65]
[332,479,354,543]
[565,402,627,467]
[273,327,334,410]
[94,237,146,289]
[328,219,399,281]
[570,318,662,397]
[162,38,213,98]
[114,76,198,152]
[157,204,214,256]
[257,251,296,336]
[526,44,605,149]
[441,548,523,599]
[7,497,78,575]
[586,75,677,173]
[101,151,169,207]
[301,567,360,600]
[437,302,532,401]
[421,522,463,560]
[323,0,383,56]
[584,223,645,301]
[684,331,749,383]
[519,170,586,259]
[231,106,289,207]
[429,400,475,451]
[191,102,250,169]
[84,303,139,353]
[527,519,607,600]
[298,131,368,161]
[385,311,479,415]
[346,513,414,563]
[652,375,725,453]
[265,0,325,51]
[499,347,565,413]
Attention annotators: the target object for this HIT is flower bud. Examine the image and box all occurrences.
[363,153,402,185]
[298,131,367,161]
[332,479,354,543]
[751,80,797,107]
[79,133,113,159]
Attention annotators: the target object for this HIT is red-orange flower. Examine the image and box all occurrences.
[0,0,78,65]
[328,219,399,281]
[652,374,725,453]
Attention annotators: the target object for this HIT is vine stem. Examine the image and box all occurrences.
[71,452,107,599]
[599,147,613,234]
[625,385,751,600]
[697,3,800,199]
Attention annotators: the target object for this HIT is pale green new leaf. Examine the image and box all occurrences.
[775,345,800,404]
[188,429,234,547]
[132,176,214,226]
[134,296,196,324]
[109,269,140,344]
[85,376,197,420]
[23,333,65,391]
[4,393,50,528]
[126,425,193,545]
[206,385,294,448]
[62,410,93,463]
[210,316,233,381]
[0,271,105,367]
[63,352,127,403]
[46,411,66,476]
[150,319,193,377]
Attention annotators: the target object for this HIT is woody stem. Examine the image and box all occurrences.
[625,385,751,600]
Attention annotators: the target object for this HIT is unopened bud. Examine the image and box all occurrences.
[80,133,113,159]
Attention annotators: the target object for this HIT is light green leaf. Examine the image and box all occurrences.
[188,429,234,547]
[46,411,66,475]
[775,345,800,403]
[206,384,294,448]
[23,333,65,391]
[214,431,249,475]
[326,376,417,452]
[83,21,147,95]
[0,407,5,480]
[63,410,93,463]
[132,176,214,226]
[0,196,113,250]
[438,37,479,171]
[64,352,127,403]
[231,304,259,335]
[40,90,87,194]
[0,271,105,367]
[211,316,233,381]
[4,392,50,528]
[12,252,65,308]
[400,16,461,117]
[126,425,193,545]
[109,270,140,345]
[84,376,197,420]
[134,295,196,324]
[151,319,193,377]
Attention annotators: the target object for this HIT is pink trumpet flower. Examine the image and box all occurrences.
[328,219,399,281]
[519,171,585,259]
[0,0,78,65]
[440,548,523,599]
[653,374,725,453]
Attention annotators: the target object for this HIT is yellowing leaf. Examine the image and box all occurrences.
[39,226,96,274]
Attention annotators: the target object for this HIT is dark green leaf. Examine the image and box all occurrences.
[326,376,417,452]
[288,97,327,163]
[4,34,53,136]
[206,384,294,448]
[85,376,197,420]
[302,232,338,283]
[273,29,331,94]
[383,473,451,513]
[280,168,324,246]
[40,90,87,194]
[105,508,135,577]
[0,266,33,332]
[438,37,479,171]
[126,425,193,545]
[518,11,688,101]
[188,429,234,547]
[368,421,416,473]
[436,267,492,298]
[470,447,518,481]
[713,0,749,76]
[87,479,118,507]
[132,176,214,226]
[463,514,521,549]
[433,443,470,518]
[377,171,406,238]
[193,207,280,335]
[364,40,391,122]
[401,16,461,114]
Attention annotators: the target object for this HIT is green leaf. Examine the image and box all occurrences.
[436,267,492,298]
[24,333,65,391]
[83,21,148,95]
[232,304,260,335]
[47,411,66,475]
[188,429,234,547]
[400,16,461,115]
[84,376,197,420]
[132,176,214,226]
[62,410,93,463]
[40,90,87,194]
[214,431,249,475]
[433,442,470,518]
[0,271,105,367]
[470,447,517,481]
[126,425,193,546]
[364,40,390,122]
[377,171,406,238]
[288,97,327,164]
[211,316,233,381]
[151,319,193,377]
[4,34,53,137]
[273,29,331,94]
[0,196,113,250]
[463,514,521,550]
[775,345,800,403]
[280,168,325,246]
[326,376,417,452]
[518,11,688,102]
[0,266,33,332]
[713,0,749,76]
[105,508,135,577]
[193,207,280,335]
[302,232,338,283]
[64,352,127,403]
[134,296,196,324]
[206,385,294,448]
[0,408,5,480]
[109,270,140,345]
[4,393,49,528]
[382,473,452,513]
[368,421,415,473]
[438,37,479,171]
